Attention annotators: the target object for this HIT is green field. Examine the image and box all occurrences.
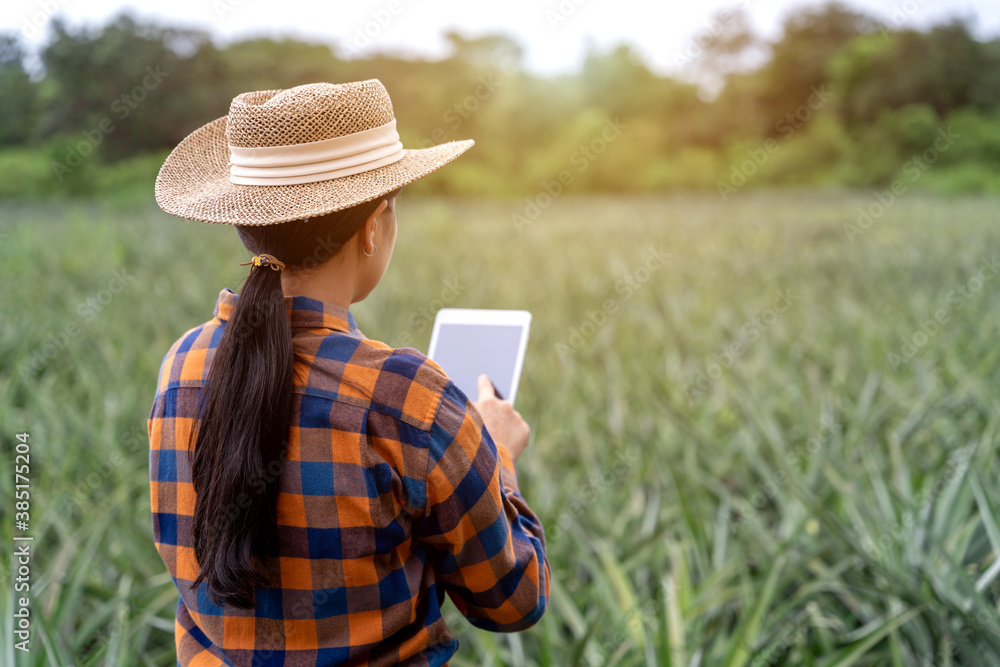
[2,191,1000,666]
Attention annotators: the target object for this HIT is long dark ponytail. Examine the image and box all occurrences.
[189,188,401,609]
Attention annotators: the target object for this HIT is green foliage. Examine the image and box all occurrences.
[749,2,879,137]
[0,2,999,197]
[38,13,195,158]
[0,137,164,200]
[912,163,1000,195]
[0,148,57,199]
[753,112,853,186]
[939,107,1000,167]
[5,194,1000,664]
[830,22,999,124]
[0,35,36,147]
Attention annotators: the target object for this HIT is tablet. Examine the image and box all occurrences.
[427,308,531,406]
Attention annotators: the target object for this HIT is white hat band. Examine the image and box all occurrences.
[228,118,405,186]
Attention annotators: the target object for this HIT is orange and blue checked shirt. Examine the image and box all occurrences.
[148,288,550,666]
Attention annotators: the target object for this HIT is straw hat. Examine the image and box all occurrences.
[154,79,474,225]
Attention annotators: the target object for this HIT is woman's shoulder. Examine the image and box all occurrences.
[152,318,223,398]
[304,335,454,430]
[360,337,447,377]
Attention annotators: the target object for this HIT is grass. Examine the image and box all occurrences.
[2,190,1000,665]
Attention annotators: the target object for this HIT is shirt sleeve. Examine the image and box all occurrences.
[416,380,550,633]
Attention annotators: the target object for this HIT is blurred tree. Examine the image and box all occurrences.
[443,31,524,72]
[161,37,229,140]
[693,7,762,84]
[39,12,200,159]
[1,2,998,196]
[219,38,345,95]
[579,41,707,148]
[0,32,36,147]
[742,2,878,135]
[973,40,1000,109]
[830,21,996,124]
[581,44,658,119]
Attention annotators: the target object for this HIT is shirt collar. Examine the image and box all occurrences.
[213,288,360,336]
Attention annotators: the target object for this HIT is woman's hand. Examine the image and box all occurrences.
[473,374,530,462]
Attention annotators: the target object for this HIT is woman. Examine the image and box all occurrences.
[149,80,549,666]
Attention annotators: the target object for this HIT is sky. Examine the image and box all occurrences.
[4,0,999,77]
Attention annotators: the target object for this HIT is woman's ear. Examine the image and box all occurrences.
[360,200,389,255]
[369,200,388,228]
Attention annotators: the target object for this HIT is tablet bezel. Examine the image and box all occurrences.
[427,308,532,406]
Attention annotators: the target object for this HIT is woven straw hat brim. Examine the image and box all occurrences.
[155,115,474,225]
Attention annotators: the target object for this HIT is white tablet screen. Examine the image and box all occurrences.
[430,323,526,405]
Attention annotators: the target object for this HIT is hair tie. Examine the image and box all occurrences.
[240,253,286,272]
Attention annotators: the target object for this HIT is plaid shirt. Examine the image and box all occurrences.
[148,288,549,666]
